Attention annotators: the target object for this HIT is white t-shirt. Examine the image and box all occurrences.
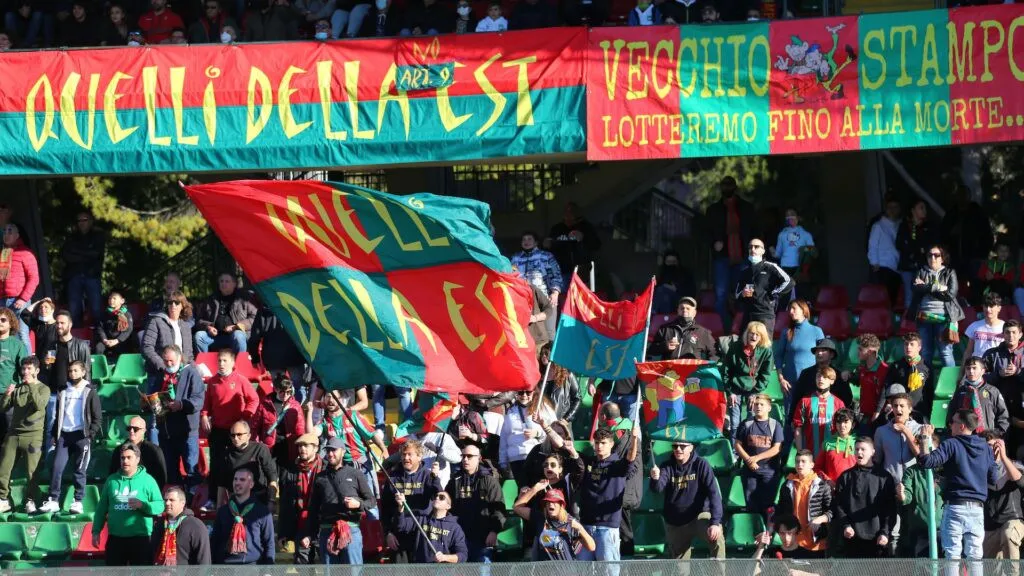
[476,17,508,32]
[965,319,1005,358]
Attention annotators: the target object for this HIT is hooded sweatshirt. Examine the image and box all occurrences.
[0,377,48,435]
[580,453,639,528]
[92,465,165,539]
[381,464,442,535]
[916,434,999,502]
[446,465,506,548]
[649,454,723,527]
[402,513,468,563]
[833,464,897,540]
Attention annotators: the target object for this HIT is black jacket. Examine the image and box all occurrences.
[705,196,755,254]
[187,14,237,43]
[446,465,506,548]
[51,384,102,441]
[508,0,557,29]
[985,459,1024,530]
[735,261,793,322]
[217,442,279,501]
[109,439,167,488]
[61,229,105,279]
[243,5,298,41]
[194,292,258,334]
[278,459,323,541]
[833,464,897,541]
[402,1,453,33]
[248,306,305,371]
[650,319,718,361]
[547,219,601,276]
[777,473,832,543]
[151,511,212,565]
[544,376,581,422]
[907,266,965,323]
[306,464,376,538]
[94,308,135,352]
[947,381,1009,435]
[896,217,939,272]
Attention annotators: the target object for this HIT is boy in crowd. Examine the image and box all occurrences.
[833,437,897,558]
[948,357,1008,435]
[886,333,933,421]
[0,357,48,513]
[43,360,101,514]
[793,366,846,459]
[776,450,832,558]
[578,425,640,561]
[815,409,857,484]
[852,333,889,430]
[896,428,943,558]
[734,393,783,520]
[962,293,1005,373]
[873,391,922,483]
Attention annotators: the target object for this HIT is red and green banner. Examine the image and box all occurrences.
[184,180,541,395]
[1,30,586,175]
[588,4,1024,159]
[639,360,726,442]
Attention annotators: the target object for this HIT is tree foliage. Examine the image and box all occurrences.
[682,155,777,212]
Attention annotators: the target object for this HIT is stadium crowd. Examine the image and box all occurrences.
[0,180,1019,568]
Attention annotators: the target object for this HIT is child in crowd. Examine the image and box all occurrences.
[627,0,663,25]
[853,333,889,430]
[947,356,1008,435]
[776,450,832,558]
[814,409,857,484]
[885,332,933,420]
[734,394,783,520]
[793,366,846,459]
[475,1,507,32]
[977,241,1017,302]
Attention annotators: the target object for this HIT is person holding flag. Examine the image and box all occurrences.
[382,439,443,563]
[577,423,640,561]
[649,440,724,559]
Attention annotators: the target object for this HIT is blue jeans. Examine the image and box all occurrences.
[360,459,380,520]
[578,525,621,561]
[194,330,247,354]
[43,393,57,453]
[371,385,412,430]
[161,433,199,488]
[727,395,744,440]
[713,257,744,329]
[900,271,915,312]
[318,522,363,565]
[67,274,102,326]
[941,502,984,576]
[918,320,954,368]
[331,4,370,37]
[2,298,30,351]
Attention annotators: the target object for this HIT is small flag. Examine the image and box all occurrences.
[638,360,726,442]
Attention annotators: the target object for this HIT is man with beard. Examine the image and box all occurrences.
[446,443,505,562]
[303,437,376,565]
[211,466,275,565]
[214,421,278,507]
[93,442,164,565]
[44,310,90,452]
[144,345,203,489]
[514,487,595,560]
[152,486,211,565]
[382,439,442,563]
[108,415,167,489]
[278,434,324,564]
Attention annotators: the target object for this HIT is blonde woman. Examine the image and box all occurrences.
[723,321,774,439]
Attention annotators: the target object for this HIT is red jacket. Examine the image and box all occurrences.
[138,9,184,44]
[201,371,258,430]
[252,395,305,460]
[0,242,38,301]
[814,435,857,484]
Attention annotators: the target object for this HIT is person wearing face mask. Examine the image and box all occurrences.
[312,18,331,39]
[706,176,756,328]
[188,0,238,43]
[772,208,815,305]
[41,360,101,515]
[200,349,259,511]
[452,0,475,34]
[367,0,399,37]
[627,0,663,25]
[143,344,204,489]
[653,250,696,315]
[252,376,306,469]
[219,25,237,43]
[735,237,793,338]
[499,389,547,487]
[650,296,718,361]
[243,0,299,41]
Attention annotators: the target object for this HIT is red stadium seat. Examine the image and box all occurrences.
[897,313,917,337]
[28,330,34,354]
[893,286,906,313]
[855,308,893,339]
[696,311,725,339]
[235,351,264,381]
[697,289,717,310]
[1000,305,1022,323]
[774,310,791,339]
[816,309,852,340]
[731,312,745,336]
[194,352,218,380]
[71,523,107,560]
[815,285,850,311]
[853,284,891,312]
[648,314,678,342]
[958,316,975,338]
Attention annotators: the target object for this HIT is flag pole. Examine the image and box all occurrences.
[332,390,440,556]
[633,276,657,423]
[589,261,596,292]
[535,267,578,413]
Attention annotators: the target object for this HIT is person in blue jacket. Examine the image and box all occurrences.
[649,439,724,560]
[396,490,468,563]
[211,465,275,565]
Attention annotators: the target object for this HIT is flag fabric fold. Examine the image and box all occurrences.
[638,360,726,442]
[549,274,654,380]
[185,180,540,395]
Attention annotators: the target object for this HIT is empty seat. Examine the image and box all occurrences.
[632,513,666,556]
[105,414,136,448]
[931,400,950,429]
[853,284,891,312]
[696,311,725,339]
[501,479,518,511]
[496,516,522,554]
[816,309,852,340]
[765,371,784,401]
[726,513,765,552]
[96,383,124,413]
[107,354,147,385]
[816,285,849,310]
[235,352,263,381]
[884,337,907,364]
[934,366,960,400]
[698,289,717,310]
[0,525,29,560]
[697,438,735,474]
[90,355,110,384]
[71,522,106,560]
[25,523,73,560]
[855,308,893,339]
[723,475,746,511]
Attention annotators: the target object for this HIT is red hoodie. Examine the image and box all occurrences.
[252,394,305,461]
[0,241,38,301]
[201,371,258,430]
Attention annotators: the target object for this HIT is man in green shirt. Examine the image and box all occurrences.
[93,441,165,566]
[0,356,49,513]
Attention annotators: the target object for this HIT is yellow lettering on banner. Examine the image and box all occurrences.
[889,26,916,88]
[170,67,199,146]
[401,205,450,248]
[437,63,471,132]
[492,280,528,349]
[277,291,320,361]
[104,72,138,145]
[330,190,384,255]
[980,20,1004,82]
[357,190,422,251]
[202,75,217,144]
[584,339,628,378]
[862,30,886,90]
[474,275,508,354]
[987,96,1004,128]
[601,115,616,147]
[676,38,698,97]
[947,21,977,84]
[378,64,411,139]
[344,61,374,139]
[626,42,649,100]
[279,66,312,139]
[918,24,942,87]
[316,61,347,141]
[502,56,537,126]
[246,67,273,144]
[651,40,674,99]
[310,282,351,345]
[333,279,387,351]
[346,278,401,350]
[749,35,769,96]
[475,53,505,136]
[142,67,171,146]
[392,289,437,353]
[1010,17,1024,81]
[700,37,725,98]
[26,75,56,152]
[443,281,485,352]
[266,196,352,258]
[59,73,99,150]
[600,39,627,100]
[726,35,746,97]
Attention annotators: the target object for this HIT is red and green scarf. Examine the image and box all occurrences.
[228,499,255,555]
[295,456,323,533]
[155,515,183,566]
[959,382,986,433]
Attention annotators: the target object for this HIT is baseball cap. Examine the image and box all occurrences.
[325,437,346,451]
[679,296,697,308]
[885,384,907,397]
[295,433,319,446]
[542,488,566,505]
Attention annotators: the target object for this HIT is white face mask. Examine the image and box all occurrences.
[128,40,141,46]
[457,5,471,15]
[218,368,230,376]
[748,255,763,264]
[376,0,388,9]
[220,31,232,43]
[315,31,329,40]
[164,364,180,374]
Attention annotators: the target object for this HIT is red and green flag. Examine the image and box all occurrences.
[638,359,726,442]
[185,180,541,395]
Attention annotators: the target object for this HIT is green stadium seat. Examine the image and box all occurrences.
[107,354,147,385]
[57,485,100,522]
[769,402,786,424]
[765,371,783,401]
[850,383,861,403]
[934,366,959,400]
[883,337,906,364]
[96,383,123,413]
[0,525,29,559]
[632,513,665,556]
[726,513,765,553]
[840,340,860,371]
[496,516,522,556]
[931,400,950,430]
[784,445,797,471]
[697,438,735,474]
[573,440,594,458]
[105,414,136,448]
[90,355,110,384]
[639,481,661,512]
[88,446,113,483]
[11,486,50,522]
[723,475,746,511]
[25,523,72,560]
[501,479,519,511]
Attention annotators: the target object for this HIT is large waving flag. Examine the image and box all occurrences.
[549,274,654,380]
[185,180,540,395]
[638,360,726,442]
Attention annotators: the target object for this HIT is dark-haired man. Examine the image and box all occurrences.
[833,436,897,557]
[577,424,640,561]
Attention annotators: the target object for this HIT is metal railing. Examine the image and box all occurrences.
[140,232,234,301]
[446,164,576,213]
[611,189,697,254]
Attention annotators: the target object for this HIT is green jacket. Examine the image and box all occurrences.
[722,345,773,396]
[897,464,942,556]
[0,337,26,387]
[0,379,48,436]
[93,465,165,538]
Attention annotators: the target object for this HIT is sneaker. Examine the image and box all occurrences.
[200,499,215,512]
[0,500,10,513]
[39,499,59,514]
[24,501,36,514]
[69,501,83,515]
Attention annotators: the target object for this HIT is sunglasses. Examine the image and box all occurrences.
[516,391,532,396]
[127,426,145,432]
[230,432,248,438]
[672,445,691,451]
[461,453,479,459]
[168,301,183,306]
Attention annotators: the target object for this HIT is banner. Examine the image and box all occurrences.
[588,5,1024,159]
[2,30,586,175]
[550,274,654,380]
[639,360,726,442]
[185,180,541,395]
